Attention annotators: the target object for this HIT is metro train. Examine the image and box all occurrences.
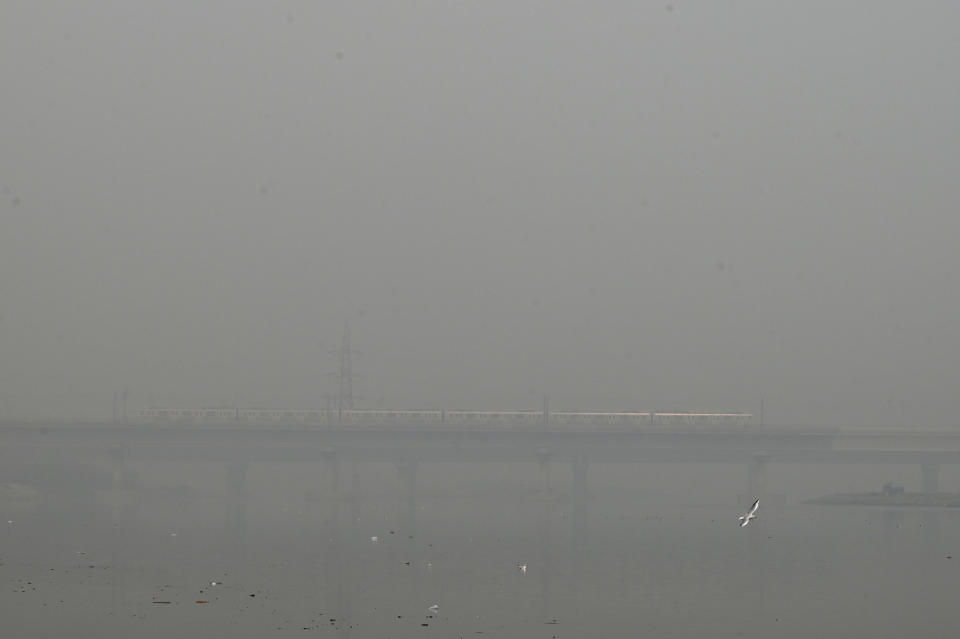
[136,407,754,426]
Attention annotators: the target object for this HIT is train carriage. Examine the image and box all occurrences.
[137,407,751,427]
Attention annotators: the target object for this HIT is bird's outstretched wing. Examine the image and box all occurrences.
[747,499,759,516]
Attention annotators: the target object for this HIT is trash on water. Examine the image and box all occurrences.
[371,536,378,542]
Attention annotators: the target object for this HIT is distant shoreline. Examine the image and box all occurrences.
[807,493,960,507]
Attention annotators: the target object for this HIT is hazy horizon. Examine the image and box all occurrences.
[3,2,959,425]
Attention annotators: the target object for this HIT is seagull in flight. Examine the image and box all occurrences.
[738,499,759,527]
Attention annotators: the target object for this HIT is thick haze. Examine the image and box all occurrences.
[2,1,959,425]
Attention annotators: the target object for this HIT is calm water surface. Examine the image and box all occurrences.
[2,449,959,638]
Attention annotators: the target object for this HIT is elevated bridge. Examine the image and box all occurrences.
[4,423,960,465]
[4,424,960,506]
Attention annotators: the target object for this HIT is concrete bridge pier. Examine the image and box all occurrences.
[921,463,940,493]
[224,460,248,563]
[397,460,418,535]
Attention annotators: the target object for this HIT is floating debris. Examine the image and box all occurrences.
[152,601,172,605]
[195,600,209,604]
[371,536,378,542]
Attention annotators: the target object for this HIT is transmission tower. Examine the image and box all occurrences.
[331,321,360,421]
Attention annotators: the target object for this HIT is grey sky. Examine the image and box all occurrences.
[2,1,959,424]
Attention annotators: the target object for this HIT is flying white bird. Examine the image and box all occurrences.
[738,499,759,527]
[427,604,439,615]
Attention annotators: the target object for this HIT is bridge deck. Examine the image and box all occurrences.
[2,423,959,465]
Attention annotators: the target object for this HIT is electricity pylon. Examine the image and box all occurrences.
[330,321,360,421]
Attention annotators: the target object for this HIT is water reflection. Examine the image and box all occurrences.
[3,444,960,638]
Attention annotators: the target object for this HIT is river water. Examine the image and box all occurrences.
[2,448,959,638]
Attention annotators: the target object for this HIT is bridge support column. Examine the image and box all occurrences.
[921,463,940,493]
[224,460,248,563]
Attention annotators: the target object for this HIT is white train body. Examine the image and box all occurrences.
[651,412,753,426]
[136,407,753,426]
[551,412,652,425]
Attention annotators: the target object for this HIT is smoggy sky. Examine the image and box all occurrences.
[2,1,959,424]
